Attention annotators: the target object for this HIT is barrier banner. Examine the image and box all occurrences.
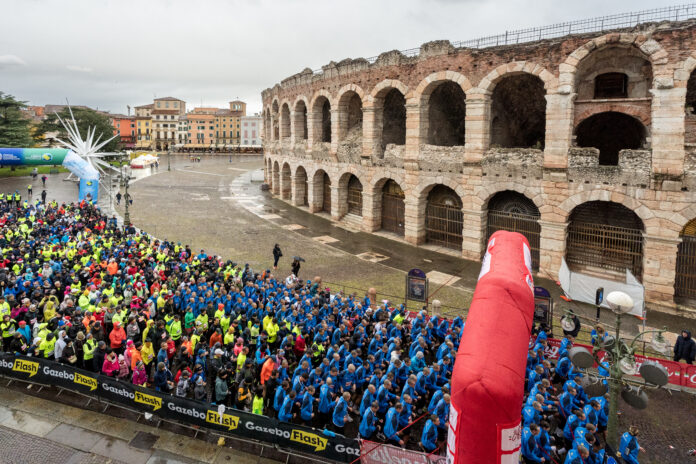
[360,440,446,464]
[540,338,687,387]
[685,365,696,389]
[0,353,99,395]
[0,354,359,463]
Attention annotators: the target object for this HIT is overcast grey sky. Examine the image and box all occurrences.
[1,0,664,115]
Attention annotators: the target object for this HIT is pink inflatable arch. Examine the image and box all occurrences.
[447,231,535,464]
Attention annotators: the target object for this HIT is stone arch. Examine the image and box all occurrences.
[476,183,544,212]
[310,168,332,214]
[484,190,542,270]
[336,84,365,142]
[558,190,653,224]
[369,80,410,156]
[272,160,280,195]
[377,178,407,236]
[293,96,309,142]
[263,108,272,142]
[575,112,648,165]
[559,35,668,94]
[293,165,309,206]
[423,184,464,251]
[477,61,558,94]
[413,71,473,101]
[280,102,291,140]
[369,173,407,196]
[280,162,292,199]
[271,99,280,141]
[413,71,472,147]
[310,89,333,143]
[566,200,645,279]
[673,51,696,88]
[415,178,467,203]
[369,79,410,101]
[489,73,547,148]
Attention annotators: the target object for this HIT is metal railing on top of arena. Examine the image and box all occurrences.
[312,4,696,73]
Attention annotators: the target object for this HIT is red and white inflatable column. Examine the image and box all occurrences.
[447,231,535,463]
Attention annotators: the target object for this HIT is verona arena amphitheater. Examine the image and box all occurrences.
[262,16,696,316]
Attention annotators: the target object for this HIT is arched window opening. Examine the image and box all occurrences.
[566,201,644,279]
[427,81,466,146]
[382,89,406,149]
[322,172,331,213]
[676,219,696,303]
[486,191,541,270]
[684,70,696,144]
[272,161,280,195]
[281,163,291,200]
[321,99,331,143]
[575,112,646,166]
[295,166,308,206]
[381,180,405,236]
[594,72,628,99]
[490,74,546,149]
[280,104,291,139]
[346,175,363,216]
[425,185,463,250]
[272,101,279,141]
[575,46,652,100]
[294,101,308,141]
[339,92,363,141]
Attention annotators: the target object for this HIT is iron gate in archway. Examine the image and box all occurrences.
[426,203,463,250]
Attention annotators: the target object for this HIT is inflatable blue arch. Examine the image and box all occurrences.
[0,148,99,200]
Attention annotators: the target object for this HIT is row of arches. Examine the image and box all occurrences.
[265,73,652,165]
[263,36,686,165]
[267,157,696,302]
[270,160,658,274]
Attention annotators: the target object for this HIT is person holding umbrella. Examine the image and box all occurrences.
[272,244,283,270]
[291,256,304,278]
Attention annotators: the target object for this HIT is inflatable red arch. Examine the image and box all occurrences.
[448,231,535,463]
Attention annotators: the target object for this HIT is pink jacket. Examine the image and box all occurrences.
[132,367,147,386]
[117,361,130,379]
[102,357,119,376]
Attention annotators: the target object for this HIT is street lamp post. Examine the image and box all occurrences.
[568,291,669,450]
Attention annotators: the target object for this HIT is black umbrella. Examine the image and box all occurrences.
[292,256,306,262]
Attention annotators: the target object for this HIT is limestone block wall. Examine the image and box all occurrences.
[261,20,696,316]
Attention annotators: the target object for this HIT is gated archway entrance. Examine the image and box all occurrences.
[566,201,644,279]
[486,191,541,270]
[295,166,308,206]
[425,185,463,250]
[322,172,332,213]
[381,180,405,236]
[675,219,696,303]
[346,175,363,216]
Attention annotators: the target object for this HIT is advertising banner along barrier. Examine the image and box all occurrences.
[541,338,689,387]
[0,354,360,463]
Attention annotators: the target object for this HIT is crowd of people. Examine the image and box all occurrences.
[521,324,645,463]
[0,198,462,454]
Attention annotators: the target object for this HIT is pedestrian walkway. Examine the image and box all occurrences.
[0,386,276,464]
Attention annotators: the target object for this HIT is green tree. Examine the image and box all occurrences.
[0,92,34,147]
[37,107,120,151]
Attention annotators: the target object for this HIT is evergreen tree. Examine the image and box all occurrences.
[0,92,34,147]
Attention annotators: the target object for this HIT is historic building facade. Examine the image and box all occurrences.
[262,20,696,316]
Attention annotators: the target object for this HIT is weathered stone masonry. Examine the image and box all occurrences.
[262,20,696,316]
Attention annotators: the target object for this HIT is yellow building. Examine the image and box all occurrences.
[136,116,152,149]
